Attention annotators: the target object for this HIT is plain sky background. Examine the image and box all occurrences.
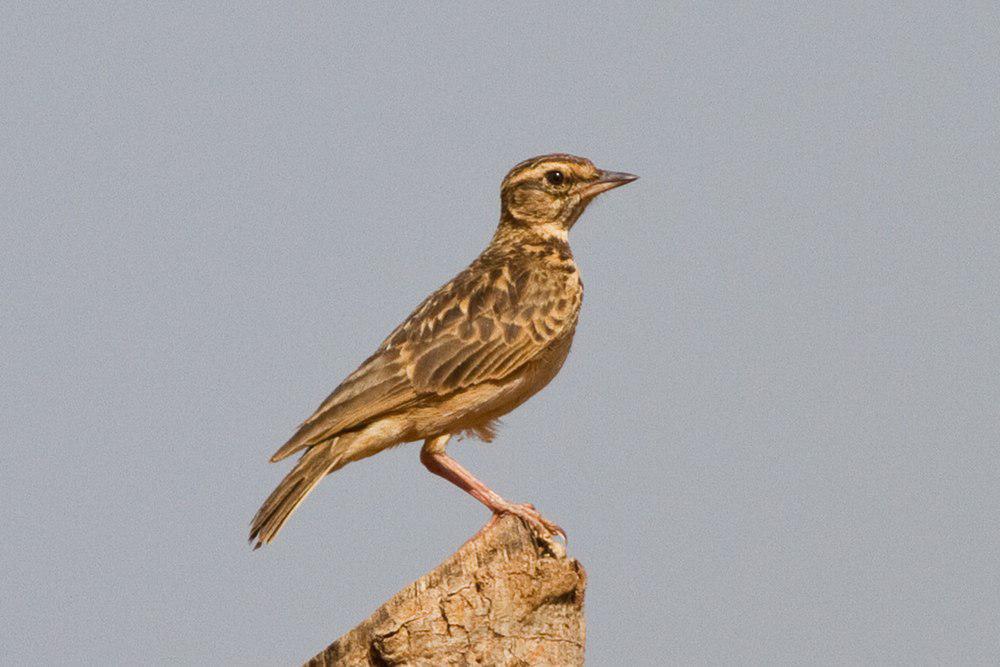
[2,3,999,665]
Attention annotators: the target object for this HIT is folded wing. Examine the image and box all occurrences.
[270,262,578,462]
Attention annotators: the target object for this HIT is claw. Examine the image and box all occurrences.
[495,502,566,542]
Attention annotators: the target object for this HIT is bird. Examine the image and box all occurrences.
[250,153,637,548]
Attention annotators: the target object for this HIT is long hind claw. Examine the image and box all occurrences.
[496,502,566,542]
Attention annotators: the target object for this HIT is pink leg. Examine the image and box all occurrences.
[420,435,565,539]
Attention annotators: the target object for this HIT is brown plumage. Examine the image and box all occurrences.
[250,153,636,548]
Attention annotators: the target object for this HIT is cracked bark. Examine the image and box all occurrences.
[304,514,586,666]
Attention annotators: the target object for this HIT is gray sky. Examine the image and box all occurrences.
[3,3,999,665]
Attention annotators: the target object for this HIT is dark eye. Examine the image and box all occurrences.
[544,170,565,186]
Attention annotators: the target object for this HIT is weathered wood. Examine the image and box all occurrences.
[305,514,586,666]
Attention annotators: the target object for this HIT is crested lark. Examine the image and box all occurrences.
[250,154,636,547]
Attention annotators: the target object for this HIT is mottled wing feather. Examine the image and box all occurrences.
[399,263,578,395]
[270,260,578,462]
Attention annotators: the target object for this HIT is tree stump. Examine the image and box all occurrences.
[304,514,586,666]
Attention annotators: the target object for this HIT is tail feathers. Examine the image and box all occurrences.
[249,439,346,548]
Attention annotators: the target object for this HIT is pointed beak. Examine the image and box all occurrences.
[580,169,639,199]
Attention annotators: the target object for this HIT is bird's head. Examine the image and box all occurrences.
[499,154,637,233]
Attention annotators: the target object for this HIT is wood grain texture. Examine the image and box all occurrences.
[304,515,586,666]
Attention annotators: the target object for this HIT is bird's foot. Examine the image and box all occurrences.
[492,502,566,542]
